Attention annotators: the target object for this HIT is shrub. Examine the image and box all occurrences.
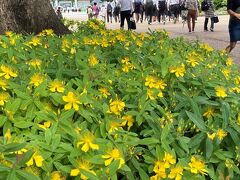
[0,20,239,179]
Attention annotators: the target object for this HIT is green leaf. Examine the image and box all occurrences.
[59,109,75,122]
[7,170,19,180]
[221,102,230,128]
[14,121,33,128]
[0,115,7,127]
[2,143,26,153]
[139,138,159,145]
[109,160,119,177]
[186,111,207,132]
[16,170,41,180]
[45,129,52,145]
[178,137,189,153]
[205,138,213,159]
[227,128,240,146]
[81,170,99,180]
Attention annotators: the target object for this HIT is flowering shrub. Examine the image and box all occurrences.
[0,20,240,180]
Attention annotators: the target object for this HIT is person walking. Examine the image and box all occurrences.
[203,0,215,32]
[225,0,240,53]
[145,0,154,24]
[133,0,142,23]
[185,0,198,33]
[167,0,180,24]
[107,2,113,23]
[157,0,167,24]
[113,1,121,23]
[117,0,133,30]
[92,2,100,19]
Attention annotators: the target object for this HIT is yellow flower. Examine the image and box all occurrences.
[157,91,163,98]
[109,121,123,133]
[216,129,227,141]
[70,48,76,54]
[72,38,79,45]
[62,91,81,111]
[9,37,16,46]
[200,43,213,52]
[156,79,167,90]
[188,156,208,175]
[16,148,28,155]
[77,132,99,152]
[147,89,155,100]
[0,65,17,79]
[29,73,45,87]
[27,59,42,69]
[207,132,216,140]
[169,64,186,77]
[136,40,143,47]
[151,161,167,180]
[145,76,156,88]
[88,55,99,67]
[51,171,65,180]
[70,169,79,176]
[163,152,176,168]
[226,58,233,66]
[43,29,54,36]
[221,68,231,79]
[215,86,227,98]
[0,78,8,90]
[203,107,214,118]
[5,31,13,37]
[38,121,52,130]
[28,37,42,46]
[70,160,96,179]
[99,87,111,98]
[4,129,11,141]
[102,148,125,168]
[49,80,65,93]
[168,166,183,180]
[187,57,199,67]
[121,115,134,130]
[109,98,125,115]
[0,92,9,106]
[26,153,44,167]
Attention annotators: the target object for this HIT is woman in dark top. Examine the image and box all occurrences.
[225,0,240,53]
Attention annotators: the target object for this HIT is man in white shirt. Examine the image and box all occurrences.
[118,0,134,29]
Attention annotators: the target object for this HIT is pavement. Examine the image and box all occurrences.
[63,12,240,65]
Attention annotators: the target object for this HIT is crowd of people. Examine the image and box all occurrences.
[86,0,218,32]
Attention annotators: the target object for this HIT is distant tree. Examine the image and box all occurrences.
[0,0,70,35]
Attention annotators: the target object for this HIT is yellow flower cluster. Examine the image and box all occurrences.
[188,156,208,175]
[77,132,99,152]
[70,160,96,179]
[26,152,44,167]
[121,57,134,73]
[215,86,227,98]
[102,148,125,169]
[88,54,99,67]
[145,75,167,100]
[109,98,125,115]
[151,153,180,180]
[207,129,227,141]
[62,91,81,111]
[0,65,17,79]
[169,64,186,77]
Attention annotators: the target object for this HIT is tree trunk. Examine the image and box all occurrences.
[0,0,71,35]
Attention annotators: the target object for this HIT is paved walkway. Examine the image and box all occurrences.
[63,13,240,65]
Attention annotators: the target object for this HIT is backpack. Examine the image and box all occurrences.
[201,0,210,11]
[107,4,112,13]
